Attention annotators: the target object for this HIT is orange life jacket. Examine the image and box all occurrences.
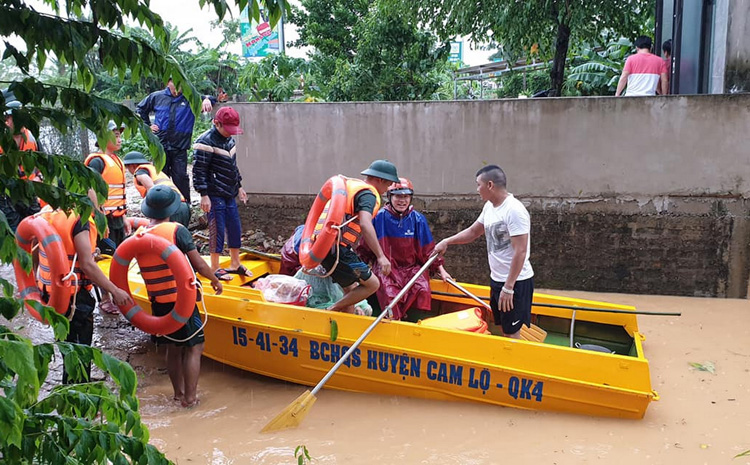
[138,222,181,304]
[314,177,381,248]
[0,128,40,180]
[37,210,97,295]
[134,164,185,201]
[84,152,127,217]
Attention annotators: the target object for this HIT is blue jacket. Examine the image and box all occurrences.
[136,88,195,152]
[192,127,242,198]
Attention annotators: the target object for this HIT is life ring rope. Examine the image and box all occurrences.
[299,175,348,271]
[13,215,71,322]
[109,233,198,336]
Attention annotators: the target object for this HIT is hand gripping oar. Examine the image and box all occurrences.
[261,253,439,433]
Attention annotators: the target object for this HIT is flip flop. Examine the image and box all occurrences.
[225,265,253,277]
[215,269,233,281]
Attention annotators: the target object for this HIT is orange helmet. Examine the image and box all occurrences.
[387,177,414,196]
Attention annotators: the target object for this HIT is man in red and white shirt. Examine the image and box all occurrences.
[615,36,668,97]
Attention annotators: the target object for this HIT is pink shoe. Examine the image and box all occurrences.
[99,301,120,315]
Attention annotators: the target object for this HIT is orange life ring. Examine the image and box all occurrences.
[126,217,150,230]
[299,175,347,269]
[14,215,71,322]
[109,232,197,335]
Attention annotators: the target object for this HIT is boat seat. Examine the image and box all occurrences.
[417,307,489,334]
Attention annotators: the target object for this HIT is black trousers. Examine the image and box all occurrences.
[163,148,191,204]
[62,290,96,384]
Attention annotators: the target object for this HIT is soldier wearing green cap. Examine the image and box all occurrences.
[122,151,190,227]
[320,159,400,314]
[137,184,222,408]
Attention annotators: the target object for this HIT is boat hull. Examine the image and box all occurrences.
[102,255,658,419]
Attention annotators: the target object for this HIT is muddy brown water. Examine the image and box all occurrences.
[4,266,749,464]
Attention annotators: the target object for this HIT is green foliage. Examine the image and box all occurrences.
[495,69,551,99]
[404,0,654,96]
[121,112,215,163]
[295,445,312,465]
[0,327,170,463]
[291,0,449,101]
[326,2,450,101]
[1,0,286,462]
[564,38,633,96]
[238,55,315,102]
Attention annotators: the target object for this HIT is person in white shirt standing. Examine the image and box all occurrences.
[434,165,534,339]
[615,36,668,97]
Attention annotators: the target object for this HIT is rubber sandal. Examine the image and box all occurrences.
[214,269,233,281]
[225,265,253,277]
[99,301,120,315]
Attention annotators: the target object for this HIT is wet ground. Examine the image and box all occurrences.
[5,266,749,465]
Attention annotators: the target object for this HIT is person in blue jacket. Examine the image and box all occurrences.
[136,78,214,204]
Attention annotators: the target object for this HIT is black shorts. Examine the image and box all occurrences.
[151,301,205,347]
[321,245,372,288]
[490,277,534,335]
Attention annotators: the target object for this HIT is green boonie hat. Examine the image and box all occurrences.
[107,120,125,132]
[141,185,181,220]
[3,89,20,116]
[360,159,399,183]
[122,151,150,166]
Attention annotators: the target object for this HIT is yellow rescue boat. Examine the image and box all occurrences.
[98,253,659,419]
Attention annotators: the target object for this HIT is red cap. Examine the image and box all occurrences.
[214,107,243,135]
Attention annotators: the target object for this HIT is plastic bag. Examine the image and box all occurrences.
[253,274,311,306]
[294,269,343,309]
[294,269,373,315]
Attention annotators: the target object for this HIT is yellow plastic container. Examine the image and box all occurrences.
[418,307,488,333]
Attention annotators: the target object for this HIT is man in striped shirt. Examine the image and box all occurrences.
[615,36,668,97]
[192,107,250,280]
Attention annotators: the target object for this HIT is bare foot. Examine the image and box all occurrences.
[181,398,200,409]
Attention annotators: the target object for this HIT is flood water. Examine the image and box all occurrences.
[6,275,750,464]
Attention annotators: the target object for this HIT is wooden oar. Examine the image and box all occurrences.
[192,232,282,261]
[432,290,681,316]
[261,254,439,433]
[445,278,547,342]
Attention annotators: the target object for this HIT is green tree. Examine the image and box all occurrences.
[564,38,633,96]
[0,0,285,462]
[407,0,653,96]
[287,0,370,86]
[293,0,449,101]
[238,54,314,102]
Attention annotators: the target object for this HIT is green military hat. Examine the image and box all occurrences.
[141,184,181,220]
[122,151,150,166]
[361,159,399,183]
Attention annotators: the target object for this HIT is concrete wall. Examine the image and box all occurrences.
[234,96,750,197]
[725,0,750,92]
[229,96,750,298]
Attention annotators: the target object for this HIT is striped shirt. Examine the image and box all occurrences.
[623,52,665,96]
[192,127,242,198]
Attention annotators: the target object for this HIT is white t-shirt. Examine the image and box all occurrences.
[477,194,534,283]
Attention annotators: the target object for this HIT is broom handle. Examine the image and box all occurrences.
[310,254,439,397]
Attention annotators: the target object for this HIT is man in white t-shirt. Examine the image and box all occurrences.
[434,165,534,339]
[615,35,668,97]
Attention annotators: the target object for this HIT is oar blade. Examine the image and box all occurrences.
[261,390,317,433]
